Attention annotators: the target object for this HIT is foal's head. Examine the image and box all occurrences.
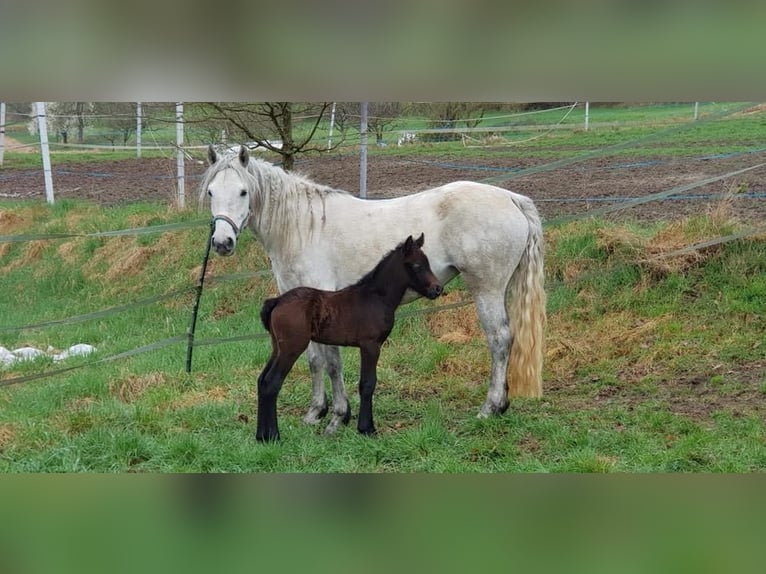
[400,233,443,300]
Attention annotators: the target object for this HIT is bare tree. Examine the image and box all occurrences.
[44,102,93,143]
[339,102,405,146]
[91,102,140,147]
[188,102,336,170]
[414,102,487,141]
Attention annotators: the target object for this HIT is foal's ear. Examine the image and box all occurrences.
[207,144,217,165]
[238,145,250,168]
[415,232,425,248]
[403,235,414,254]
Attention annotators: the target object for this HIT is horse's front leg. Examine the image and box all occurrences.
[321,344,351,435]
[302,342,330,424]
[357,343,381,436]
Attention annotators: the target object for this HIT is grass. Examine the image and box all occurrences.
[1,191,764,472]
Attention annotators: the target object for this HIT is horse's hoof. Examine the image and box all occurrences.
[302,404,328,425]
[323,416,342,435]
[357,426,377,436]
[477,399,509,418]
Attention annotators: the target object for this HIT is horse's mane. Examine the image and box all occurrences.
[199,148,350,252]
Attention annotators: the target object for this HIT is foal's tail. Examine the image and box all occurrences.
[260,297,280,332]
[507,195,546,398]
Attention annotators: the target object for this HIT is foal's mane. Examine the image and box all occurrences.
[352,239,407,290]
[199,148,350,251]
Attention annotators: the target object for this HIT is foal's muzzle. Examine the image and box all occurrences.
[426,284,443,299]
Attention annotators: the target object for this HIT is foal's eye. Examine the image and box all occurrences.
[239,189,247,197]
[207,190,212,197]
[411,264,421,271]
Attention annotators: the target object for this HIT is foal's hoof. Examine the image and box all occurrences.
[255,431,280,443]
[357,425,377,436]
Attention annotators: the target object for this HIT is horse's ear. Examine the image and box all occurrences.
[238,145,250,168]
[403,235,414,254]
[415,233,424,248]
[207,144,217,165]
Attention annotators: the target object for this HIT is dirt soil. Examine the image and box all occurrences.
[1,149,764,224]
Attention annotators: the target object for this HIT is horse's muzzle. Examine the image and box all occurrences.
[211,236,235,256]
[426,284,443,299]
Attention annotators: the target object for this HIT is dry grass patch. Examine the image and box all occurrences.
[0,423,16,451]
[597,191,743,277]
[3,240,48,273]
[57,239,86,264]
[110,372,167,403]
[546,311,667,382]
[0,209,26,233]
[172,385,229,410]
[105,243,160,281]
[426,291,481,344]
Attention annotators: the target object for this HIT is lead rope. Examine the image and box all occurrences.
[186,218,215,373]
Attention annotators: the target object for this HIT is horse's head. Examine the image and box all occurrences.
[205,144,252,257]
[402,233,443,300]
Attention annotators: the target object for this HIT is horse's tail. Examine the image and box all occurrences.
[260,297,280,332]
[507,195,546,398]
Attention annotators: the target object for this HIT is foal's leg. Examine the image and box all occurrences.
[357,342,381,435]
[256,346,304,442]
[470,286,514,418]
[302,342,329,424]
[321,344,351,435]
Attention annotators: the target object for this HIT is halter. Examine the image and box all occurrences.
[212,210,251,238]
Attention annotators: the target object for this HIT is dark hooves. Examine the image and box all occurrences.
[255,432,280,443]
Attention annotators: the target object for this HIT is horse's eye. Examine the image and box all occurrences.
[207,190,212,197]
[411,263,421,271]
[240,190,247,197]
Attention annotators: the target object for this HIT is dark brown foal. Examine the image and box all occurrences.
[255,233,442,441]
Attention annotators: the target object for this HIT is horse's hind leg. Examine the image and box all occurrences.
[256,358,282,442]
[256,346,304,442]
[302,342,330,424]
[322,344,351,436]
[471,287,513,418]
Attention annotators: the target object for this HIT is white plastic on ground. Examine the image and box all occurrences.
[0,344,96,368]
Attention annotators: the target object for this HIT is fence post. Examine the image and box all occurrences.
[584,101,590,131]
[327,102,336,151]
[0,102,5,166]
[176,102,185,208]
[35,102,55,204]
[136,102,142,158]
[359,102,368,199]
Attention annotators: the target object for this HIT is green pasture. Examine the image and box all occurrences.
[1,103,764,472]
[1,197,763,472]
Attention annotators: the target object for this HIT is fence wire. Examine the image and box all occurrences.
[2,106,765,387]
